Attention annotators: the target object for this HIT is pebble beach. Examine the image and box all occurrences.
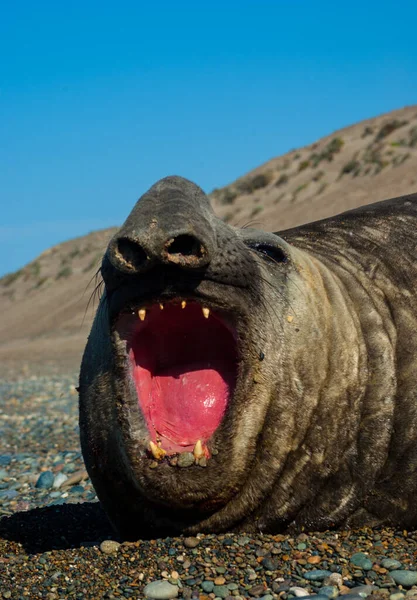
[1,374,417,600]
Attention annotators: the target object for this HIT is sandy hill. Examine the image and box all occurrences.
[1,105,417,375]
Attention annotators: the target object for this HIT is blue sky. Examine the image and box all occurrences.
[1,1,417,277]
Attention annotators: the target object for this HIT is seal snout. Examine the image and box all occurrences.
[105,175,217,277]
[108,226,211,275]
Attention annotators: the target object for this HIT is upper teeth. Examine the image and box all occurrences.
[137,303,210,320]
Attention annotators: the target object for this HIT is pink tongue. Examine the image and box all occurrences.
[149,361,229,446]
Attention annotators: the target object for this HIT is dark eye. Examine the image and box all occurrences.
[249,243,287,263]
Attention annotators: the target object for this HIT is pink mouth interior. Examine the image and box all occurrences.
[125,303,237,454]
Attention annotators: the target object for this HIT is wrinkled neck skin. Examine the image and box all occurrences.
[191,242,396,533]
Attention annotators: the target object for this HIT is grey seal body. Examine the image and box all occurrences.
[79,176,417,538]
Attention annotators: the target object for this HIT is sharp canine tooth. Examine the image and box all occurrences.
[202,307,210,319]
[193,439,205,459]
[159,303,164,310]
[138,309,146,321]
[149,441,166,460]
[181,300,186,309]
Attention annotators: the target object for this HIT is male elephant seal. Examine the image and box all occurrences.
[79,175,417,538]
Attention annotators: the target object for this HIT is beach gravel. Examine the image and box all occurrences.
[1,374,417,599]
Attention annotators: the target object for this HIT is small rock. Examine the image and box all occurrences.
[304,570,333,581]
[99,540,121,554]
[0,489,18,500]
[183,536,200,548]
[262,557,278,571]
[237,536,250,546]
[0,455,11,466]
[390,594,405,600]
[201,581,214,593]
[35,471,55,489]
[214,576,226,585]
[324,573,343,588]
[52,472,68,488]
[350,553,373,571]
[289,586,310,597]
[177,452,195,468]
[382,559,403,571]
[320,586,339,598]
[212,585,230,599]
[348,585,379,597]
[61,468,88,487]
[144,580,179,599]
[389,571,417,587]
[248,584,266,597]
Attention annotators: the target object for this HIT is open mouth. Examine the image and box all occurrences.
[117,301,238,458]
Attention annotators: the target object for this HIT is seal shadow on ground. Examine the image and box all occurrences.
[0,502,118,553]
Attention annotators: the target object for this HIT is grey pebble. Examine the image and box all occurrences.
[382,559,403,570]
[143,580,179,599]
[390,594,405,600]
[262,557,278,570]
[0,455,11,466]
[48,491,61,498]
[201,581,214,593]
[348,585,379,597]
[237,536,250,545]
[320,586,339,598]
[35,470,54,489]
[289,586,310,597]
[350,553,373,571]
[248,584,266,596]
[303,570,333,581]
[52,472,68,488]
[323,573,343,588]
[389,570,417,587]
[99,540,121,554]
[212,585,230,598]
[0,489,18,500]
[0,468,8,480]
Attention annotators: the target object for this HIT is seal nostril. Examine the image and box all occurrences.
[166,234,205,258]
[115,238,148,271]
